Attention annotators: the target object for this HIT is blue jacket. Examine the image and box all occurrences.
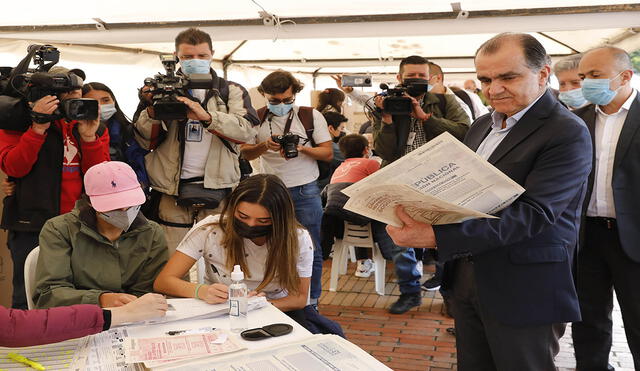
[433,90,592,326]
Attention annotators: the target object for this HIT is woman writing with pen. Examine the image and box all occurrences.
[154,174,313,325]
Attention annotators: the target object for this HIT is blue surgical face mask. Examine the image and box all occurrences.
[582,72,623,106]
[268,103,294,116]
[558,88,587,108]
[100,103,117,121]
[180,59,211,74]
[427,84,434,92]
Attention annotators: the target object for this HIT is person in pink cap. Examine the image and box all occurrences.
[33,161,168,309]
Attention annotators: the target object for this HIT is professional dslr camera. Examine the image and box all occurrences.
[271,132,301,158]
[0,44,97,131]
[378,78,430,115]
[143,55,213,121]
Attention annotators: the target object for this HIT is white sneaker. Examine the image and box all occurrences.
[355,259,375,278]
[416,261,424,278]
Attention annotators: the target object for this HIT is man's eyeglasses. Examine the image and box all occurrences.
[268,97,295,105]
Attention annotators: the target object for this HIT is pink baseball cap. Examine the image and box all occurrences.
[84,161,146,212]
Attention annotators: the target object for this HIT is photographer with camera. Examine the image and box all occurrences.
[335,56,470,314]
[134,28,259,254]
[0,65,110,309]
[240,70,333,307]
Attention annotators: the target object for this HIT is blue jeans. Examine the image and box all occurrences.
[289,181,324,300]
[371,221,421,295]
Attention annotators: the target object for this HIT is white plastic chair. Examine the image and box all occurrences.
[23,246,40,310]
[330,222,386,296]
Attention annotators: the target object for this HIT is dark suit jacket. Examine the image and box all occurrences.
[573,92,640,263]
[433,91,593,327]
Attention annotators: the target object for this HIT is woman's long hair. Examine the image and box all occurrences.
[218,174,303,294]
[82,82,132,126]
[316,88,345,114]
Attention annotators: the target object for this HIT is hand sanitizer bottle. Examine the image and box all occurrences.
[229,265,248,332]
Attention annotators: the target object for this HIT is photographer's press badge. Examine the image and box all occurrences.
[186,120,203,142]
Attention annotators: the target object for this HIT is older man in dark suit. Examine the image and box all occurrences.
[386,33,592,370]
[571,46,640,371]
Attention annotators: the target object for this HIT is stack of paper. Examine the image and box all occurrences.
[124,330,244,366]
[343,132,525,227]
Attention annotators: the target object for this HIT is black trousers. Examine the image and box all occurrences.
[7,230,40,309]
[451,259,565,371]
[572,218,640,370]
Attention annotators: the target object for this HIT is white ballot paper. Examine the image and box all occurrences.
[342,132,525,227]
[124,330,243,363]
[157,334,391,371]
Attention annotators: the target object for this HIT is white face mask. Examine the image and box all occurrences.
[100,103,117,121]
[97,205,141,231]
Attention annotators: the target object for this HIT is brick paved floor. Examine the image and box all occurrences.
[319,259,634,371]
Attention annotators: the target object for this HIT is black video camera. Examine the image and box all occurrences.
[272,133,300,158]
[143,55,213,121]
[0,44,97,130]
[378,78,430,115]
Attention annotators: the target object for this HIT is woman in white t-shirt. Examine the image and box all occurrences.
[154,174,313,314]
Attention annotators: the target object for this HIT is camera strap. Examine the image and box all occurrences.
[268,109,295,138]
[31,110,59,124]
[283,109,295,134]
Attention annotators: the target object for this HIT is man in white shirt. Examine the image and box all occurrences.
[240,70,333,305]
[135,28,259,255]
[572,46,640,371]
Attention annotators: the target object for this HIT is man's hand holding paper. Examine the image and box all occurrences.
[386,206,437,248]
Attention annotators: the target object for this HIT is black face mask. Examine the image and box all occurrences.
[332,131,346,143]
[234,218,272,239]
[402,78,430,98]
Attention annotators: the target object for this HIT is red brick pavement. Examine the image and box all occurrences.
[319,259,634,371]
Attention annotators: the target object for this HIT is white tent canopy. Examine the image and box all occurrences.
[1,1,639,115]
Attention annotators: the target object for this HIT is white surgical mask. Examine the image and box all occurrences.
[100,103,117,121]
[97,205,141,231]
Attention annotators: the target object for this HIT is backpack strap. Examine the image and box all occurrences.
[434,93,447,116]
[202,75,230,110]
[257,106,269,123]
[297,106,316,147]
[451,89,475,120]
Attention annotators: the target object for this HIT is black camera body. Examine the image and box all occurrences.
[380,85,413,115]
[272,133,300,158]
[144,55,213,121]
[379,78,430,115]
[0,45,97,129]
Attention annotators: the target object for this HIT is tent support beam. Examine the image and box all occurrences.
[1,4,638,33]
[537,32,579,54]
[312,68,322,90]
[228,54,572,65]
[222,40,247,79]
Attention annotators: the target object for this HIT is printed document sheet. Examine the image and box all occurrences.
[342,132,525,226]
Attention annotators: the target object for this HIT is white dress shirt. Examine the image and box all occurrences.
[586,89,638,218]
[476,93,544,160]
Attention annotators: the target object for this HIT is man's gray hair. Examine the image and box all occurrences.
[553,54,582,75]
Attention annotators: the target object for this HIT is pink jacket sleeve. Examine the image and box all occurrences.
[0,304,105,347]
